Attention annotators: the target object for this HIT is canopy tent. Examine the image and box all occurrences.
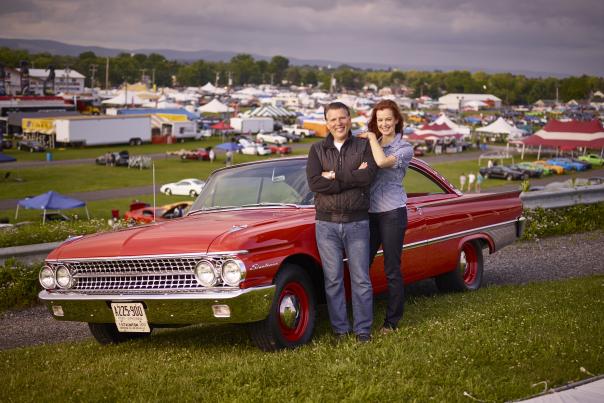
[198,99,235,113]
[476,117,525,140]
[0,153,17,163]
[405,123,463,141]
[16,191,89,224]
[432,114,471,136]
[244,105,296,118]
[519,119,604,159]
[101,92,146,106]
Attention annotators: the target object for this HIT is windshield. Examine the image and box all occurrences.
[190,159,313,212]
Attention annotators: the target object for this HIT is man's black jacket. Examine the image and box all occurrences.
[306,133,377,223]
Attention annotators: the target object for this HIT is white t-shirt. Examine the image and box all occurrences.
[333,140,344,152]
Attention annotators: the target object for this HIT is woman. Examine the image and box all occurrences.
[358,100,414,333]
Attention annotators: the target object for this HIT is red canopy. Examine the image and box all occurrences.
[211,121,233,130]
[406,122,463,141]
[521,119,604,149]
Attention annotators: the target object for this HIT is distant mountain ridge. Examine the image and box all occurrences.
[0,37,567,78]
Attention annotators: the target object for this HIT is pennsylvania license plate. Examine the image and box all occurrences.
[111,302,150,333]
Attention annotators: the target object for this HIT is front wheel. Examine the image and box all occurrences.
[165,188,172,195]
[189,190,198,197]
[88,323,152,344]
[249,264,316,351]
[435,240,484,292]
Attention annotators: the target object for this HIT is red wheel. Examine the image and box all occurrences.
[250,264,316,351]
[435,240,483,292]
[278,282,310,342]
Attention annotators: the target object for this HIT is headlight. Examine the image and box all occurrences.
[221,260,245,287]
[39,266,56,289]
[55,265,75,289]
[194,260,217,287]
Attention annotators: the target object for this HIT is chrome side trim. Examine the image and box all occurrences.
[45,250,249,263]
[39,285,275,301]
[402,218,522,251]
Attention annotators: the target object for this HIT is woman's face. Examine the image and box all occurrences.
[376,108,398,137]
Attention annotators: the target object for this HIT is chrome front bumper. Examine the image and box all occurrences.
[39,285,275,325]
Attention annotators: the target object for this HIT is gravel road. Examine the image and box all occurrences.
[1,230,602,351]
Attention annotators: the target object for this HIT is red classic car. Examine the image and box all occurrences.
[123,201,192,224]
[39,157,524,351]
[181,148,210,161]
[268,144,293,155]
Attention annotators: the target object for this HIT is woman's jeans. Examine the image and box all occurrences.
[315,219,373,336]
[369,207,408,329]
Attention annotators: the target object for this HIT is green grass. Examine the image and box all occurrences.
[1,275,602,402]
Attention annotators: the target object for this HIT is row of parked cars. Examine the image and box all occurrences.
[479,155,604,181]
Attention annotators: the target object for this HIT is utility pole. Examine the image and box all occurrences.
[140,68,147,84]
[105,57,109,89]
[152,68,156,89]
[215,72,220,87]
[89,64,98,88]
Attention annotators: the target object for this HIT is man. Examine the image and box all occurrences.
[306,102,377,342]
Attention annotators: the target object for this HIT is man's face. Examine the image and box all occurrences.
[326,108,351,142]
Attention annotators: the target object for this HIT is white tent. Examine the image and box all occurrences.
[477,117,525,139]
[433,114,471,136]
[198,99,234,113]
[244,105,296,118]
[101,92,146,106]
[201,82,217,93]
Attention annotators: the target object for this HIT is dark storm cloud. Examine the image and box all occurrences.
[0,0,602,76]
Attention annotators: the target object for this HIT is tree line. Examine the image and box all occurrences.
[0,47,602,105]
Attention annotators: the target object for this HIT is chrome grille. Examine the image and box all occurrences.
[48,256,233,292]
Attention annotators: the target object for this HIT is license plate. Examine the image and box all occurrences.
[111,302,150,333]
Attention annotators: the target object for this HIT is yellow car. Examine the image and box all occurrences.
[534,160,564,175]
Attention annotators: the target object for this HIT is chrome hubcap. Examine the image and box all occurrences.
[279,294,300,329]
[459,251,467,273]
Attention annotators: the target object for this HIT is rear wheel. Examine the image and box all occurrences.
[88,323,152,344]
[249,264,316,351]
[506,174,513,181]
[435,240,483,292]
[189,190,198,197]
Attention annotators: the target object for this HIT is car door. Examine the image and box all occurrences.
[175,181,190,195]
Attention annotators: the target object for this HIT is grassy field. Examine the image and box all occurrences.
[1,275,602,402]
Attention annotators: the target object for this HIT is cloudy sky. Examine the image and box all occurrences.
[0,0,602,76]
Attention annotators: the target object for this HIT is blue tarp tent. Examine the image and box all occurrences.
[0,153,16,163]
[16,191,89,223]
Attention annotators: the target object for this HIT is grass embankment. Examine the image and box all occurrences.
[1,275,602,402]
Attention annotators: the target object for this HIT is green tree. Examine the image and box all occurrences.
[269,55,289,85]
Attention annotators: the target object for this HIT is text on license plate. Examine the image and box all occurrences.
[111,302,150,333]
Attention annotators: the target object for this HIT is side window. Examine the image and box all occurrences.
[403,167,447,197]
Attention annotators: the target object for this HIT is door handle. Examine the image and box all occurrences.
[409,205,423,215]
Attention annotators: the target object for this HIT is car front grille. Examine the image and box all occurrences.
[49,256,233,293]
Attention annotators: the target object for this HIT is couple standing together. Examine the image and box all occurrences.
[306,100,414,342]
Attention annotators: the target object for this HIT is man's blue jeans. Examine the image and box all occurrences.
[315,219,373,335]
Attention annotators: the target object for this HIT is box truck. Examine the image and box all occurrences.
[54,115,151,146]
[230,117,274,133]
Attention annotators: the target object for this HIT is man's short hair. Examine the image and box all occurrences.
[323,102,350,119]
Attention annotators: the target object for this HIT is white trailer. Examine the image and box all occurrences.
[230,117,274,133]
[54,115,151,146]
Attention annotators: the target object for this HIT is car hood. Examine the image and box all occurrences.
[47,208,309,260]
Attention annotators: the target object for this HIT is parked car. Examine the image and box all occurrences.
[276,131,301,143]
[160,179,205,197]
[238,139,271,156]
[181,148,210,161]
[269,144,293,155]
[281,125,314,138]
[534,160,564,175]
[546,158,588,171]
[577,154,604,167]
[38,157,524,351]
[124,201,193,224]
[509,163,543,178]
[256,132,288,145]
[515,162,550,176]
[95,150,130,166]
[571,159,592,170]
[479,165,528,180]
[16,140,46,152]
[0,137,13,149]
